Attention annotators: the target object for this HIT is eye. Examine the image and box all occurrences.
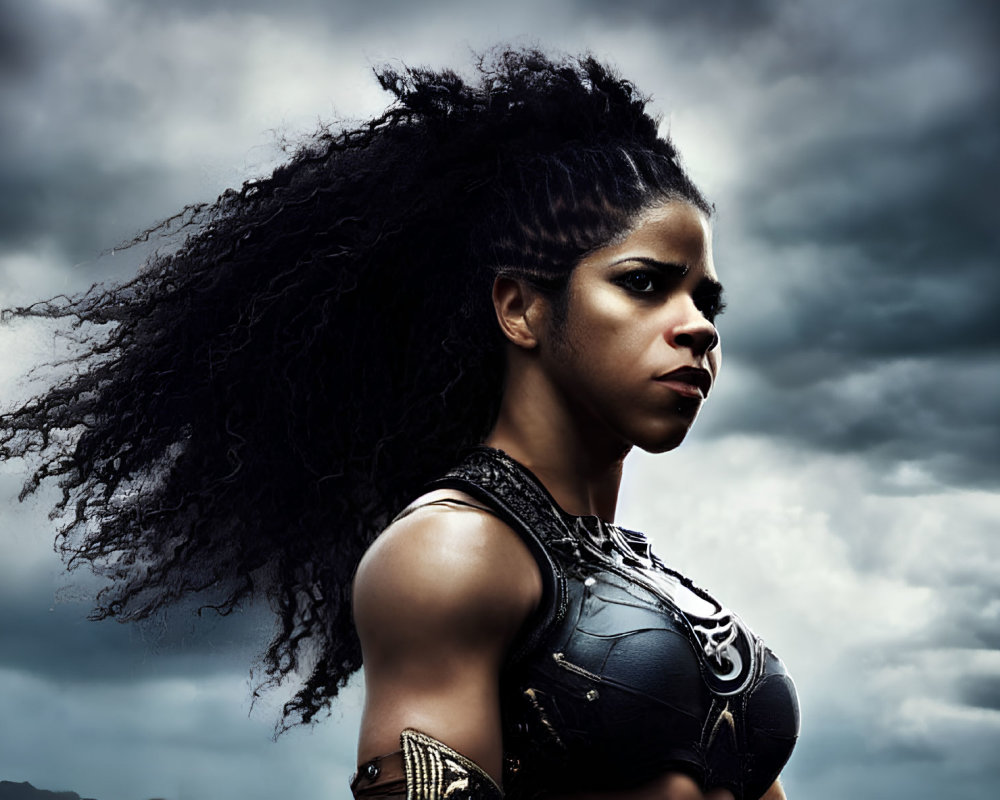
[615,269,660,294]
[695,291,727,323]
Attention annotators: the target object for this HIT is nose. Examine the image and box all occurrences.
[669,300,719,356]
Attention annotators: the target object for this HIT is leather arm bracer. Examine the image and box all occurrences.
[352,729,504,800]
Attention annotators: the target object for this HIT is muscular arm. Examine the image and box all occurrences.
[353,495,788,800]
[352,493,543,785]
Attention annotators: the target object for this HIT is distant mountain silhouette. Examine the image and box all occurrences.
[0,782,97,800]
[0,780,165,800]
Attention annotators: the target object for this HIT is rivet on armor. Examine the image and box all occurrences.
[584,577,596,587]
[586,689,599,702]
[364,761,380,781]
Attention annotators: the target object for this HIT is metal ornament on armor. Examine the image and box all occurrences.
[569,512,756,696]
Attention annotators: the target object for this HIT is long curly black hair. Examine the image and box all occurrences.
[0,48,709,727]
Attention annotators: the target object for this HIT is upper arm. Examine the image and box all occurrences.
[352,496,542,784]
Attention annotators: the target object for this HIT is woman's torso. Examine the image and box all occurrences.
[424,447,799,800]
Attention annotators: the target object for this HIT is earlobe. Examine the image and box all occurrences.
[492,276,544,350]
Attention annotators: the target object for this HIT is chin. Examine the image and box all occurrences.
[634,425,692,454]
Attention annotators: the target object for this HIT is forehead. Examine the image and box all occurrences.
[581,201,716,276]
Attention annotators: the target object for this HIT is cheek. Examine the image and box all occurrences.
[568,290,644,356]
[566,317,638,389]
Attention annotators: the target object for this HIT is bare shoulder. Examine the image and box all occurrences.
[354,490,541,777]
[353,489,542,655]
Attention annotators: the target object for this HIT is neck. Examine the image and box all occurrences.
[484,352,629,522]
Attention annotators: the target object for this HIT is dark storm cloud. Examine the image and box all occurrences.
[144,0,779,42]
[575,0,777,30]
[0,0,91,120]
[140,0,439,28]
[703,354,1000,487]
[681,0,1000,486]
[922,576,1000,652]
[0,576,270,684]
[0,153,187,271]
[754,0,999,78]
[0,2,223,272]
[961,676,1000,712]
[0,0,46,84]
[740,94,1000,359]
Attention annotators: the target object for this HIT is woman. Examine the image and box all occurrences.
[0,50,797,799]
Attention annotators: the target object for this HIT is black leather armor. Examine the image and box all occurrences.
[427,447,799,800]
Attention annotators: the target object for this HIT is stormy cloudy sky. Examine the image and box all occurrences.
[1,1,998,798]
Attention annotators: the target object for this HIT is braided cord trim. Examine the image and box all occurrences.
[401,729,503,800]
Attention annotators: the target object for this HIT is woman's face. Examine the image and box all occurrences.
[541,200,723,455]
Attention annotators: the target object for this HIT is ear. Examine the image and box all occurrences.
[492,276,546,350]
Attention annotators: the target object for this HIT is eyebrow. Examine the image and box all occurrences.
[612,256,726,296]
[613,256,688,275]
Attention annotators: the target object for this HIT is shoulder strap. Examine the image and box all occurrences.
[424,447,568,666]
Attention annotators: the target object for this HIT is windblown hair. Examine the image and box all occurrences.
[0,48,708,727]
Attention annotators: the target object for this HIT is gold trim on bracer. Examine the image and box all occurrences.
[401,729,503,799]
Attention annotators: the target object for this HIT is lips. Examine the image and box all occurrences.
[655,366,712,398]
